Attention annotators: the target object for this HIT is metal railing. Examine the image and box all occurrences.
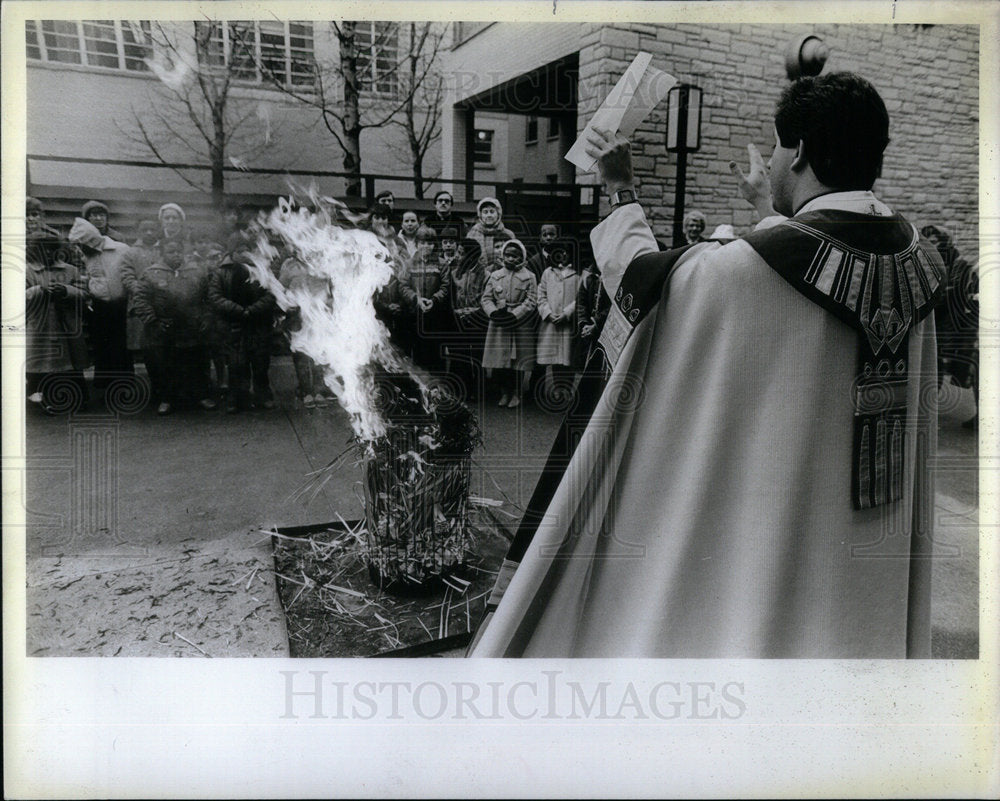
[26,154,599,218]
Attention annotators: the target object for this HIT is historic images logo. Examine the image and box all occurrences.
[280,669,747,721]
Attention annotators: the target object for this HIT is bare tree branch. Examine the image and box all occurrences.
[241,19,449,197]
[127,115,206,191]
[119,20,277,204]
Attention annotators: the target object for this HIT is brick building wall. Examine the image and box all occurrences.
[577,24,979,257]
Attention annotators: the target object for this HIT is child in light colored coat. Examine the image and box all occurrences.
[535,239,581,404]
[481,239,537,408]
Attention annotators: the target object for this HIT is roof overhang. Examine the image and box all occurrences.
[455,53,578,115]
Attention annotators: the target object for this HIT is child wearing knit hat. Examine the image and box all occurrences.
[480,239,538,408]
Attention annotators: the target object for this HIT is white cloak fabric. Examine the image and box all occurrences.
[471,194,936,658]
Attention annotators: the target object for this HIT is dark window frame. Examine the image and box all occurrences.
[473,128,494,164]
[525,115,539,145]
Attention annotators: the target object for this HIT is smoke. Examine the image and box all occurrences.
[143,48,197,92]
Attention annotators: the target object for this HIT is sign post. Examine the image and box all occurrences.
[666,83,703,247]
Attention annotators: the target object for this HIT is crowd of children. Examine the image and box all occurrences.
[367,192,609,409]
[25,196,276,416]
[24,191,610,417]
[26,191,979,426]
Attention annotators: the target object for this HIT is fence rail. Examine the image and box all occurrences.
[27,153,598,204]
[26,154,601,239]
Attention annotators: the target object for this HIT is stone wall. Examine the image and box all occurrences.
[577,24,979,257]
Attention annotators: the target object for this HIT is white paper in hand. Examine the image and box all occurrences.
[565,52,677,172]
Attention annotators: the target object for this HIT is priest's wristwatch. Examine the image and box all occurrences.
[609,187,638,210]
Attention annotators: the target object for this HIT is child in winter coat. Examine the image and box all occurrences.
[133,239,216,415]
[526,222,560,280]
[535,238,581,406]
[207,246,277,414]
[190,225,228,396]
[448,238,487,402]
[399,226,452,369]
[278,255,333,408]
[68,216,133,398]
[481,239,537,408]
[25,232,90,414]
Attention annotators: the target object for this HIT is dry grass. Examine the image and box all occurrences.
[269,500,509,657]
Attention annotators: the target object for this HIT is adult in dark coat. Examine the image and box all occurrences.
[119,237,157,353]
[368,204,395,237]
[216,199,244,246]
[27,197,83,269]
[574,261,611,369]
[373,254,410,351]
[374,190,400,231]
[26,197,64,241]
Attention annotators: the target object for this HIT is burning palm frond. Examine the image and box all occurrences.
[243,193,485,594]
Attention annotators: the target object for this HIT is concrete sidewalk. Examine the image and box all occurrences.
[24,357,356,657]
[21,356,561,658]
[27,531,288,657]
[20,358,982,657]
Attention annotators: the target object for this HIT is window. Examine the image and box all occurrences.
[546,174,559,185]
[547,116,560,139]
[353,21,398,95]
[27,20,152,71]
[525,115,539,144]
[25,21,43,60]
[197,21,315,87]
[474,129,494,164]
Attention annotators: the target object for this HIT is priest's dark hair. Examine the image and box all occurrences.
[774,72,890,191]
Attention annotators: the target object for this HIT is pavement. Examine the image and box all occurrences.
[17,357,982,658]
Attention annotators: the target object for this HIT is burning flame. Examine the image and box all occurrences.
[244,196,410,442]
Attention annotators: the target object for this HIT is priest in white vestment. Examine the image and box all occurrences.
[470,72,942,658]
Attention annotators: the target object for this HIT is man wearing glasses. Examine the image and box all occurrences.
[424,190,466,240]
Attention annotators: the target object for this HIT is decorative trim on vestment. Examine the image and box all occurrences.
[597,302,632,366]
[744,211,945,510]
[596,241,709,370]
